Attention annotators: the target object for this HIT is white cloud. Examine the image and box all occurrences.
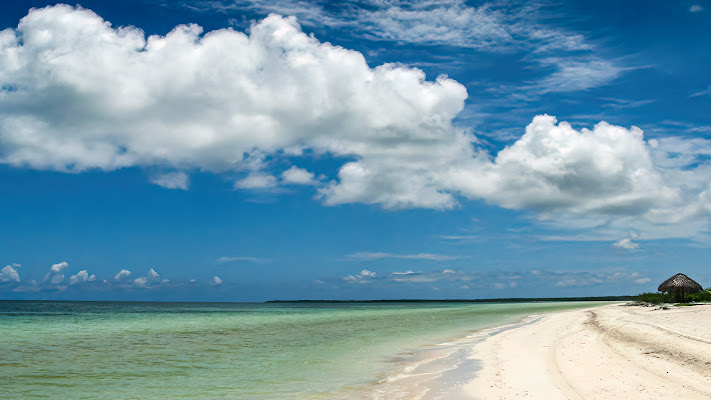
[612,238,640,250]
[211,275,223,286]
[533,59,622,93]
[390,271,439,283]
[325,114,689,237]
[134,268,161,287]
[281,166,318,185]
[234,173,278,189]
[635,277,652,284]
[440,235,478,240]
[344,269,378,283]
[359,1,511,48]
[0,265,21,282]
[115,269,131,280]
[133,277,149,287]
[346,252,462,261]
[0,5,465,182]
[69,270,97,285]
[216,256,265,263]
[150,171,189,190]
[690,4,704,12]
[45,261,68,284]
[50,262,68,272]
[473,115,675,212]
[690,86,711,98]
[191,0,593,53]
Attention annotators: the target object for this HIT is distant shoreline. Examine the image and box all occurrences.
[0,295,635,304]
[266,295,635,303]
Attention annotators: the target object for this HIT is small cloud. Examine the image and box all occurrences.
[493,281,518,289]
[133,277,148,287]
[554,279,579,287]
[440,235,478,240]
[235,173,278,189]
[69,270,97,285]
[345,252,463,261]
[690,86,711,98]
[612,238,640,250]
[50,262,67,272]
[150,171,189,190]
[313,279,325,285]
[211,276,223,286]
[690,4,704,12]
[390,271,438,283]
[115,269,131,280]
[216,256,266,263]
[635,277,652,284]
[343,269,379,284]
[532,59,623,94]
[392,270,417,275]
[281,166,319,185]
[442,269,456,274]
[133,268,161,288]
[0,265,21,283]
[45,262,68,284]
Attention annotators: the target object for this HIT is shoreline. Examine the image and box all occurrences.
[361,302,614,400]
[463,302,711,399]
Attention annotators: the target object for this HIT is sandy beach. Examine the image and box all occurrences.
[464,303,711,399]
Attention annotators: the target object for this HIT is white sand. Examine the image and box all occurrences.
[464,303,711,399]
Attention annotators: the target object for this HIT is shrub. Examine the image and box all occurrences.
[687,289,711,302]
[636,292,672,304]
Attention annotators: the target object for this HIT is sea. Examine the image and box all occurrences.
[0,300,609,399]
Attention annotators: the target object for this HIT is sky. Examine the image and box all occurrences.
[1,0,710,301]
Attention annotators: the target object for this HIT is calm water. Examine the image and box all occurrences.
[0,301,607,399]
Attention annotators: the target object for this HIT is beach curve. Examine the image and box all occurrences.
[464,303,711,399]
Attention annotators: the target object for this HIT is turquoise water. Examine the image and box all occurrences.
[0,301,608,399]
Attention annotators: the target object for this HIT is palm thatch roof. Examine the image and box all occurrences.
[658,273,703,293]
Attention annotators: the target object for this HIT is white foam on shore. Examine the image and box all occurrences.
[362,314,545,400]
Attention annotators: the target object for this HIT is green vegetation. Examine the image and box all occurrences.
[636,292,672,304]
[636,288,711,304]
[688,289,711,302]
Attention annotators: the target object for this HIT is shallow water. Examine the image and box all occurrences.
[0,301,607,399]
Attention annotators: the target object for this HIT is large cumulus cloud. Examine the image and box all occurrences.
[0,5,467,175]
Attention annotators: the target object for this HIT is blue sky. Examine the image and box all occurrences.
[1,0,710,301]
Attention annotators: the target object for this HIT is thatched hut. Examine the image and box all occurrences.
[658,273,703,302]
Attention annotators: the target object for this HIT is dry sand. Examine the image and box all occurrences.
[464,303,711,399]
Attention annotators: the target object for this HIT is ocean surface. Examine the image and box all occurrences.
[0,300,608,399]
